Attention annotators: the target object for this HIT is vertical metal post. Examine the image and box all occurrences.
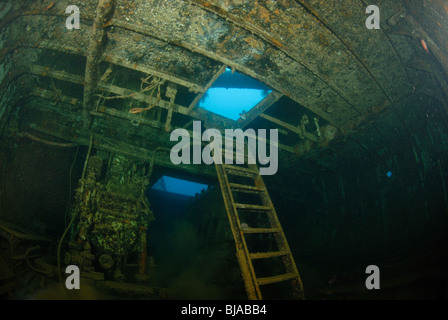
[83,0,116,130]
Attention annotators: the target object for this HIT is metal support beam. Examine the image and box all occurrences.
[91,108,163,130]
[187,64,227,113]
[165,109,173,132]
[239,91,283,129]
[103,53,206,93]
[259,113,318,142]
[28,65,236,129]
[26,123,217,179]
[83,0,116,129]
[31,87,81,107]
[27,87,296,155]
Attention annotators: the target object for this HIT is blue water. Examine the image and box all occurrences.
[198,68,272,120]
[199,87,270,120]
[152,176,209,197]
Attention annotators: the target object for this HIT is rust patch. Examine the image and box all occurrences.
[24,10,40,15]
[318,34,328,47]
[288,24,301,32]
[270,37,283,49]
[444,3,448,15]
[243,36,264,51]
[103,20,113,28]
[133,34,144,42]
[259,7,270,24]
[254,2,271,24]
[43,1,55,13]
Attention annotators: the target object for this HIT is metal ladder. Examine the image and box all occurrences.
[214,159,305,300]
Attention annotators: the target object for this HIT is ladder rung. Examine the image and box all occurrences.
[215,161,304,299]
[257,273,299,286]
[223,164,258,177]
[235,203,271,211]
[229,183,264,194]
[250,251,290,260]
[242,227,281,234]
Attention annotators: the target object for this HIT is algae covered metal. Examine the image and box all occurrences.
[65,153,154,281]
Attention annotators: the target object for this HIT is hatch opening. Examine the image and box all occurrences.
[151,175,209,197]
[198,68,272,120]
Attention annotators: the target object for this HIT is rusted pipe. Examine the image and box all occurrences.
[22,132,75,147]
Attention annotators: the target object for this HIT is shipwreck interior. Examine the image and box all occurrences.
[1,0,448,300]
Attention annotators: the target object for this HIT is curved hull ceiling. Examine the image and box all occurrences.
[1,0,446,175]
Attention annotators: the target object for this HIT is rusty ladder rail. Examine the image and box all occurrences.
[214,153,305,300]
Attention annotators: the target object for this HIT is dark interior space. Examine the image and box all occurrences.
[1,0,448,301]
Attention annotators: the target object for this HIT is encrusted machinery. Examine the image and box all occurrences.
[65,153,154,282]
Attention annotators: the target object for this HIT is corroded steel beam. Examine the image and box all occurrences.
[30,87,81,107]
[27,65,236,129]
[259,113,318,142]
[239,91,283,129]
[27,82,295,154]
[26,122,217,179]
[30,65,84,84]
[187,64,227,112]
[91,107,163,130]
[83,0,116,129]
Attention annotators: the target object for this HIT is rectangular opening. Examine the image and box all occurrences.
[151,175,209,197]
[198,68,272,120]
